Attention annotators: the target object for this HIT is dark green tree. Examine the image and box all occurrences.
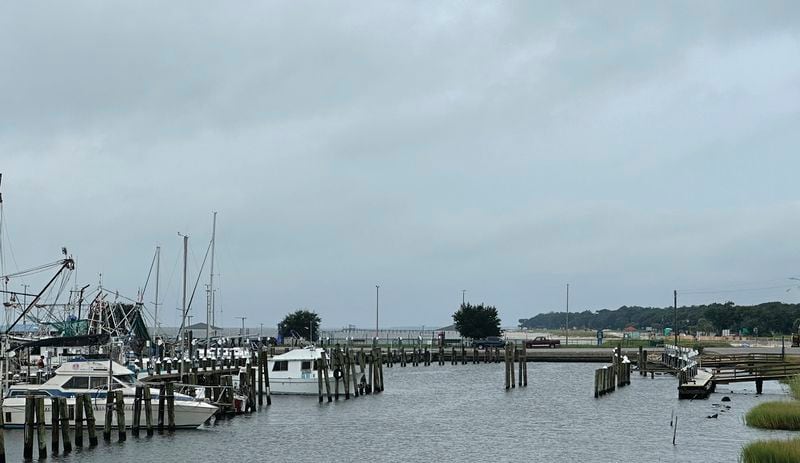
[278,309,321,342]
[453,303,501,339]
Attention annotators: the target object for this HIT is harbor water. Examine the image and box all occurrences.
[1,362,795,462]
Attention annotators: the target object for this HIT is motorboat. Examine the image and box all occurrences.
[268,346,328,395]
[2,358,217,429]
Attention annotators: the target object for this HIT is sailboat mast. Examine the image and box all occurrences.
[179,233,188,377]
[154,245,160,352]
[207,212,216,346]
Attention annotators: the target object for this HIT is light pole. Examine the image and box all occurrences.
[260,323,263,338]
[375,285,380,339]
[673,290,678,347]
[462,289,466,306]
[237,316,246,336]
[566,283,569,346]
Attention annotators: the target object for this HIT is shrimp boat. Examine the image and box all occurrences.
[268,346,330,395]
[2,358,217,428]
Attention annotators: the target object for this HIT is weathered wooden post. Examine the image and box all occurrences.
[157,383,166,432]
[317,356,324,403]
[132,386,142,437]
[143,386,154,436]
[23,395,34,459]
[58,397,71,453]
[116,390,127,441]
[257,349,264,407]
[74,393,84,448]
[264,349,272,406]
[35,397,47,459]
[50,397,60,454]
[82,393,98,446]
[166,382,176,431]
[349,350,359,398]
[104,388,114,441]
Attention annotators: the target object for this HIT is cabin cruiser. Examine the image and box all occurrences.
[2,358,217,429]
[268,346,331,395]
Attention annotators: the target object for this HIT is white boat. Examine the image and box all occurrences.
[2,359,218,429]
[268,346,330,395]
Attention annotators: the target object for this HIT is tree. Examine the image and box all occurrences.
[452,303,501,339]
[278,309,321,342]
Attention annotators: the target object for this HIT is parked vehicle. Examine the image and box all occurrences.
[525,336,560,348]
[471,336,506,349]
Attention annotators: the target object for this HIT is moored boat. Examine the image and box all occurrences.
[2,358,217,429]
[267,346,327,395]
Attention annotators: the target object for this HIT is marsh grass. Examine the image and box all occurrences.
[745,402,800,430]
[742,438,800,463]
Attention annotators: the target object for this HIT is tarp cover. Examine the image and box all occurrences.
[9,333,110,351]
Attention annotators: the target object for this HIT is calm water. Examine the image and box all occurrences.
[2,363,796,462]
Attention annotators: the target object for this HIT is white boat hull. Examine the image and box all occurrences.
[2,392,217,429]
[269,378,322,395]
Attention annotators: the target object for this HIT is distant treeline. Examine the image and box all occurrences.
[518,301,800,336]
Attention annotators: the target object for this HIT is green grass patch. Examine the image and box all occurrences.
[783,375,800,401]
[746,402,800,430]
[742,438,800,463]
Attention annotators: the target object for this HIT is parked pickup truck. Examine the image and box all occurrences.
[471,336,506,349]
[525,336,560,348]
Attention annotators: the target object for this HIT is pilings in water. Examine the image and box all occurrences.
[82,393,98,446]
[58,397,71,453]
[143,386,154,436]
[594,347,631,398]
[35,397,47,459]
[74,394,84,448]
[50,397,60,455]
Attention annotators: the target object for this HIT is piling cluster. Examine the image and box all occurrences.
[593,347,631,398]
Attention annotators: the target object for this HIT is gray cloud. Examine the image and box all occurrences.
[1,1,799,329]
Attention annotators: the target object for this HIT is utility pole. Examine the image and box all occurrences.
[462,289,466,306]
[375,285,380,339]
[566,283,570,346]
[237,316,246,336]
[674,290,678,347]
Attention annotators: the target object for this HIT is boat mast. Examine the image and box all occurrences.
[207,212,216,347]
[0,172,6,397]
[153,245,160,357]
[179,233,188,378]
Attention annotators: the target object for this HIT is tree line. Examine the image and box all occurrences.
[519,301,800,336]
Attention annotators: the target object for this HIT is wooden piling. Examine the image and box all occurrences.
[166,382,176,431]
[58,397,71,453]
[116,390,127,440]
[157,384,165,432]
[35,397,47,459]
[50,397,60,454]
[132,386,142,437]
[74,393,84,448]
[264,349,272,406]
[257,349,264,407]
[82,393,98,446]
[23,396,34,459]
[349,350,359,398]
[143,387,154,436]
[317,355,324,403]
[342,349,350,400]
[104,388,114,441]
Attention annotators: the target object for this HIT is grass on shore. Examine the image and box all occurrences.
[784,375,800,401]
[742,438,800,463]
[745,402,800,431]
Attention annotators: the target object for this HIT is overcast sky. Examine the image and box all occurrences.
[1,2,799,330]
